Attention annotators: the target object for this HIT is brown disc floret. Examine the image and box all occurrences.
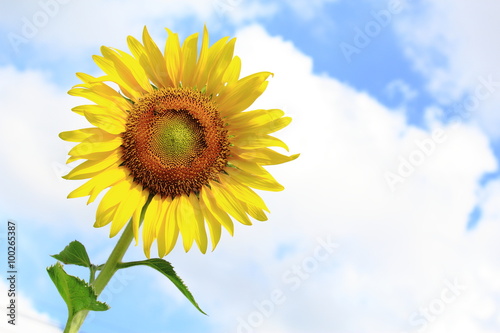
[121,87,230,198]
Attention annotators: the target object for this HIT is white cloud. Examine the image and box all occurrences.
[154,25,500,333]
[0,66,98,231]
[1,0,340,61]
[1,0,278,59]
[393,0,500,137]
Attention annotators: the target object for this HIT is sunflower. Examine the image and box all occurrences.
[60,26,298,258]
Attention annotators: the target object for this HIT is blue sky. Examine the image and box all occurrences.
[1,0,500,332]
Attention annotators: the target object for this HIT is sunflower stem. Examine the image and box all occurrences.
[63,219,135,333]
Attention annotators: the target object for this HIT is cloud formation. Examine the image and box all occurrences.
[152,25,499,333]
[394,0,500,137]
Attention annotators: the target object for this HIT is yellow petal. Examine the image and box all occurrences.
[59,128,104,142]
[94,204,118,229]
[66,127,116,146]
[109,181,145,237]
[210,182,252,225]
[142,194,162,258]
[248,117,292,135]
[200,186,234,235]
[164,28,182,85]
[75,72,109,85]
[100,46,151,96]
[67,166,128,203]
[220,173,269,212]
[113,47,153,93]
[245,203,268,221]
[63,150,121,180]
[228,108,283,124]
[217,72,272,115]
[228,109,291,135]
[176,194,196,252]
[192,25,209,86]
[156,196,178,257]
[127,35,163,88]
[187,192,208,254]
[199,195,222,250]
[156,213,167,257]
[143,26,171,87]
[132,192,149,245]
[68,136,122,158]
[232,133,289,151]
[180,32,199,87]
[72,104,126,122]
[76,72,102,84]
[68,84,132,112]
[228,155,272,178]
[225,167,284,192]
[164,196,180,256]
[207,37,229,67]
[92,54,137,100]
[221,56,241,86]
[207,38,236,95]
[94,180,131,227]
[81,108,126,135]
[202,36,229,90]
[66,151,114,164]
[236,148,300,166]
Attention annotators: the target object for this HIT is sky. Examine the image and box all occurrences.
[1,0,500,332]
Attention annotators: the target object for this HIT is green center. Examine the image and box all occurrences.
[151,110,204,165]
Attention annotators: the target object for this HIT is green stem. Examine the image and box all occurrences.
[93,221,135,295]
[63,220,135,333]
[89,265,97,284]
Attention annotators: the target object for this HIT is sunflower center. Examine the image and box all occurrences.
[121,87,229,198]
[151,110,205,166]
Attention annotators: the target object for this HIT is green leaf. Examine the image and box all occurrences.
[47,262,109,316]
[51,240,91,268]
[118,259,206,315]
